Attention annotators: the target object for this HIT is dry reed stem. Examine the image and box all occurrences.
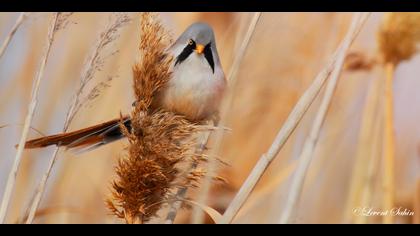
[357,103,383,224]
[234,161,297,221]
[382,62,395,224]
[279,13,369,224]
[376,12,420,224]
[164,131,211,224]
[191,12,262,224]
[18,43,75,223]
[344,71,384,223]
[5,32,44,222]
[219,13,369,224]
[0,13,59,224]
[25,13,130,224]
[25,147,60,224]
[0,12,27,61]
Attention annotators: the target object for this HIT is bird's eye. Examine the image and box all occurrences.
[188,39,194,45]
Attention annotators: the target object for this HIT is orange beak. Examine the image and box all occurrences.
[195,44,205,54]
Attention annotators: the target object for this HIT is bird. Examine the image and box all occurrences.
[23,22,226,153]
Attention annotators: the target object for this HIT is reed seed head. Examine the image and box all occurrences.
[378,12,420,65]
[106,13,206,223]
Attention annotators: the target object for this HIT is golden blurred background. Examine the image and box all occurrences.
[0,12,418,223]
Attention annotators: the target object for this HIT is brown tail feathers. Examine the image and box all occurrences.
[23,116,131,152]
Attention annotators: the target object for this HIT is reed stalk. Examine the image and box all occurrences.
[220,13,369,224]
[25,13,129,224]
[279,13,369,224]
[0,13,27,61]
[382,62,395,224]
[0,13,59,224]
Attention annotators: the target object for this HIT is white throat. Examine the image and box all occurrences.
[157,48,226,121]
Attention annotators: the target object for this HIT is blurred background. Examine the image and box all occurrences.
[0,12,418,224]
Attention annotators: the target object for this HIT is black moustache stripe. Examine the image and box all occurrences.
[175,40,215,74]
[175,42,195,66]
[204,43,215,73]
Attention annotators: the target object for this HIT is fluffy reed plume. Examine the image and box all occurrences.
[376,13,420,224]
[106,13,206,224]
[164,131,211,224]
[378,13,420,65]
[55,13,74,32]
[24,13,130,224]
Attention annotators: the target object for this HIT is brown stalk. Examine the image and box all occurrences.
[376,12,420,224]
[382,62,395,224]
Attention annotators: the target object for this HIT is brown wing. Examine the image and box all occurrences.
[23,116,130,149]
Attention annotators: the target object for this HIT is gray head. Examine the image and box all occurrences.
[175,23,216,46]
[172,22,221,73]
